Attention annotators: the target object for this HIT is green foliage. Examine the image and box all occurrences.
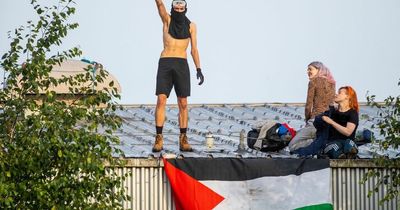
[0,0,128,209]
[364,79,400,205]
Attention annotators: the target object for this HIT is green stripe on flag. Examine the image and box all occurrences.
[295,203,333,210]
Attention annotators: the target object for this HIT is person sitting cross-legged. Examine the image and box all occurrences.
[293,86,359,159]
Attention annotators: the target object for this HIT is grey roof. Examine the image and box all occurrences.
[113,103,393,159]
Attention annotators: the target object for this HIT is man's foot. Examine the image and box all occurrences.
[179,133,193,152]
[152,134,164,152]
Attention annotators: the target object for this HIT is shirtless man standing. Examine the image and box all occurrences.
[152,0,204,152]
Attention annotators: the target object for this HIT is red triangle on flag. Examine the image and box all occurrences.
[163,158,225,210]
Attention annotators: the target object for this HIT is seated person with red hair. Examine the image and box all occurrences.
[293,86,359,159]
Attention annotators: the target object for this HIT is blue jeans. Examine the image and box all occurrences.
[293,114,329,157]
[324,139,358,159]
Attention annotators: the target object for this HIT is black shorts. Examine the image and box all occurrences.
[156,57,191,98]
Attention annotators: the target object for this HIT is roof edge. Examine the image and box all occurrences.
[121,102,375,108]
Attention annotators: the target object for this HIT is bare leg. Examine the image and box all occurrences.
[177,97,188,129]
[155,94,168,127]
[177,97,192,151]
[152,94,167,152]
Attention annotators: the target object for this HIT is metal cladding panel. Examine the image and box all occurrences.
[331,167,399,210]
[117,166,175,210]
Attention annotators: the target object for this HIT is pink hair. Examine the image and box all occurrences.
[309,61,336,85]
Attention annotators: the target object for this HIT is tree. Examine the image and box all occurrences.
[364,79,400,204]
[0,0,128,209]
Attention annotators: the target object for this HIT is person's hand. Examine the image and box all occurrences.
[196,68,204,85]
[322,116,334,125]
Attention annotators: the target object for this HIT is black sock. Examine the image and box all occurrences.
[180,128,187,134]
[156,126,163,135]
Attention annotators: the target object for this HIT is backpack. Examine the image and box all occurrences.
[247,123,289,152]
[355,129,373,146]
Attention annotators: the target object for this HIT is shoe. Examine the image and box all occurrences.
[317,153,329,159]
[152,134,164,152]
[179,133,193,152]
[338,153,347,159]
[346,147,358,159]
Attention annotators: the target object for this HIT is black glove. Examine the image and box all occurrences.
[196,68,204,85]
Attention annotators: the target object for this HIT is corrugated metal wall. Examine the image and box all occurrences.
[332,167,398,210]
[117,160,399,210]
[117,166,175,210]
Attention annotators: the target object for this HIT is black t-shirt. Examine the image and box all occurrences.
[328,108,359,141]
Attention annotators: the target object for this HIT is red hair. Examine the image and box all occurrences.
[339,86,359,113]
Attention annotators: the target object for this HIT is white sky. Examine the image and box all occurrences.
[1,0,399,104]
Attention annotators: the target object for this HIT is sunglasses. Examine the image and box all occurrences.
[172,0,186,7]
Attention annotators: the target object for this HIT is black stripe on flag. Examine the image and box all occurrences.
[166,158,329,181]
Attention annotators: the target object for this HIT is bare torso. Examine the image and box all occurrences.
[160,20,192,59]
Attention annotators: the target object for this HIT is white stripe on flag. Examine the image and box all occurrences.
[201,168,331,210]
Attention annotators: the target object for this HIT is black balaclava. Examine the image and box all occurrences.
[169,1,191,39]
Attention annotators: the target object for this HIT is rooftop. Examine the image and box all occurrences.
[113,103,391,159]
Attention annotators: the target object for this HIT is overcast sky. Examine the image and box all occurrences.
[1,0,399,104]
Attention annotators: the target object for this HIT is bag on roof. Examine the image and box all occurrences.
[355,129,374,146]
[247,122,295,152]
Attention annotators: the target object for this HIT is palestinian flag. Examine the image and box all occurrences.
[163,158,332,210]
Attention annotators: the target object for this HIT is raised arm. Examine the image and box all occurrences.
[155,0,169,23]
